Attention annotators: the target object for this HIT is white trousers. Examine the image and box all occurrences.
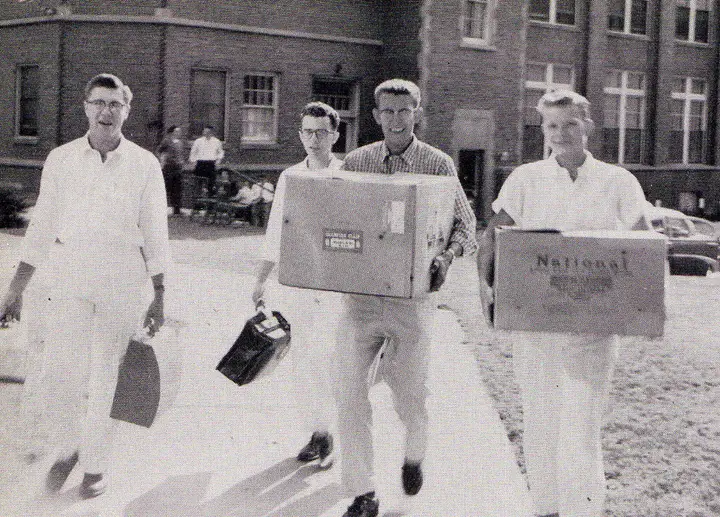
[513,332,618,517]
[333,294,433,496]
[21,240,148,474]
[269,283,337,434]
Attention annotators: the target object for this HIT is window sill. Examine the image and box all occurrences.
[13,136,40,146]
[607,31,650,42]
[675,39,711,48]
[460,38,496,51]
[240,141,280,148]
[528,20,580,32]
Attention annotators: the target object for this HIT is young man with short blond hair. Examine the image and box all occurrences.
[477,90,649,517]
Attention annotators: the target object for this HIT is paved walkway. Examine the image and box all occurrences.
[0,230,534,517]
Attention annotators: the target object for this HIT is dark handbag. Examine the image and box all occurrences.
[216,309,291,386]
[110,338,161,428]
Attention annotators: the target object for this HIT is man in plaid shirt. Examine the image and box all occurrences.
[336,79,477,517]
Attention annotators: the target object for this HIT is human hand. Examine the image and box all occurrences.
[144,295,165,336]
[479,280,494,327]
[251,281,265,309]
[0,290,23,325]
[429,251,453,292]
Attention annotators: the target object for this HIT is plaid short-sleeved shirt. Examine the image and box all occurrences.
[342,136,478,255]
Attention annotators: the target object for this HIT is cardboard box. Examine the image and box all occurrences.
[278,169,456,298]
[493,228,666,336]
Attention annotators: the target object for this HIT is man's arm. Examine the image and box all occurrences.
[476,209,515,326]
[0,261,35,323]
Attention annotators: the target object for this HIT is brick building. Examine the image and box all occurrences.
[2,0,720,220]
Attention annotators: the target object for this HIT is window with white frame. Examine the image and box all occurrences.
[676,0,710,43]
[608,0,648,35]
[16,64,40,138]
[462,0,493,43]
[241,73,279,144]
[312,78,358,155]
[603,70,646,164]
[190,68,226,140]
[529,0,575,25]
[669,77,707,164]
[523,62,575,161]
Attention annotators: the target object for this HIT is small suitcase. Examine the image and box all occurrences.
[216,309,291,386]
[110,338,161,427]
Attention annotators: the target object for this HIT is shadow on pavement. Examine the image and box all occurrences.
[124,458,342,517]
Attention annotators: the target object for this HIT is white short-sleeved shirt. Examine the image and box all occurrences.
[492,152,647,231]
[260,155,343,263]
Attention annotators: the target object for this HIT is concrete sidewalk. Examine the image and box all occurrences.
[0,232,533,517]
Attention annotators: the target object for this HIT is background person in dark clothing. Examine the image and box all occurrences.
[156,125,185,216]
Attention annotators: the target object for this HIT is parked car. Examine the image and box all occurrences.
[687,215,720,243]
[647,205,719,276]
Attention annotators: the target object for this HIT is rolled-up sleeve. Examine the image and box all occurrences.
[491,170,524,224]
[617,172,648,230]
[20,150,61,268]
[441,159,478,255]
[259,171,287,263]
[139,158,171,275]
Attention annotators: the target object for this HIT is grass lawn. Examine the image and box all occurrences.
[447,258,720,517]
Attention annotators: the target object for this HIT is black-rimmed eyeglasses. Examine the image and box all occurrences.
[300,128,334,138]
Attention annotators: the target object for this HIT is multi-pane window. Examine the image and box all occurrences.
[523,62,575,161]
[312,79,358,155]
[603,71,646,164]
[16,64,40,138]
[608,0,647,35]
[529,0,576,25]
[462,0,493,43]
[676,0,710,43]
[241,73,278,144]
[669,77,707,164]
[190,69,226,140]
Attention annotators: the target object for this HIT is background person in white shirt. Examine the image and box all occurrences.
[189,125,224,196]
[0,74,171,500]
[252,101,342,467]
[477,90,650,517]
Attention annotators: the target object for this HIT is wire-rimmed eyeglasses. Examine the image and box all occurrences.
[85,99,126,113]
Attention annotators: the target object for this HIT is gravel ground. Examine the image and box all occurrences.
[444,255,720,517]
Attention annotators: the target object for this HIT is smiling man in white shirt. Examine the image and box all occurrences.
[477,90,649,517]
[0,73,170,500]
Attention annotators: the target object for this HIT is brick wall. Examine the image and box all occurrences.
[164,25,384,164]
[0,24,61,160]
[168,0,385,41]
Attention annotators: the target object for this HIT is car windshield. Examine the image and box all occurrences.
[692,219,715,237]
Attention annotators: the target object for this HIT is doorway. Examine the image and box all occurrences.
[458,149,484,218]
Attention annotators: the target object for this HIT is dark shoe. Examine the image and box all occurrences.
[342,491,379,517]
[402,460,423,495]
[80,473,107,499]
[46,451,79,492]
[297,431,333,465]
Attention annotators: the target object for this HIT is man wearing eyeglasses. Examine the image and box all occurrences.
[252,101,342,468]
[0,74,170,499]
[335,79,477,517]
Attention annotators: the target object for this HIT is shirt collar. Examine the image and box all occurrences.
[82,133,128,158]
[382,135,419,163]
[304,153,340,169]
[550,150,595,180]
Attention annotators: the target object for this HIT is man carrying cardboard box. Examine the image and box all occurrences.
[476,90,650,517]
[252,102,343,467]
[336,79,477,517]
